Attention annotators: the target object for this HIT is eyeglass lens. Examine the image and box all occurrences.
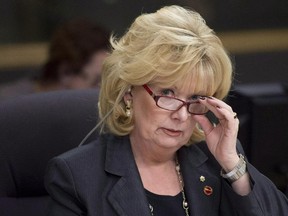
[157,96,208,114]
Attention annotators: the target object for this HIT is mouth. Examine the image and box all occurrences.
[162,128,182,137]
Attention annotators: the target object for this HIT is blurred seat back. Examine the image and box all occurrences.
[0,89,99,216]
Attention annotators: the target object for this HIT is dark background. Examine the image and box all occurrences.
[1,0,288,84]
[1,0,287,43]
[0,0,288,84]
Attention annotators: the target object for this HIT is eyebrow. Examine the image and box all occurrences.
[155,85,207,99]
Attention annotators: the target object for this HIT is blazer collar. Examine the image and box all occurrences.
[178,144,222,216]
[104,135,151,216]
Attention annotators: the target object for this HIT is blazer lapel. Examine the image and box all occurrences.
[178,144,222,216]
[103,135,222,216]
[104,135,151,216]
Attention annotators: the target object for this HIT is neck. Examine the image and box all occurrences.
[129,135,183,195]
[129,135,179,166]
[134,153,181,196]
[147,156,190,216]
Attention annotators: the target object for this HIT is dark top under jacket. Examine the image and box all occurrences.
[45,134,288,216]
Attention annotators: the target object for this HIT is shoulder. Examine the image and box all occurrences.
[46,134,129,178]
[49,136,108,172]
[58,139,104,160]
[44,136,109,196]
[45,134,130,199]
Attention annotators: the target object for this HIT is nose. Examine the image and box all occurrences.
[171,104,190,121]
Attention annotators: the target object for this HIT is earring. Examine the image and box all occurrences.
[125,100,132,117]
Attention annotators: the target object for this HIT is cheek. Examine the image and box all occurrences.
[132,96,164,131]
[133,99,155,123]
[188,119,197,129]
[182,118,198,139]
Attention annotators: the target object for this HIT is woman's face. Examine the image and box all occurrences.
[129,79,203,151]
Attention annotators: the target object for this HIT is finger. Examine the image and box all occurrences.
[199,97,233,120]
[193,115,215,136]
[206,97,233,111]
[216,107,240,134]
[217,107,238,122]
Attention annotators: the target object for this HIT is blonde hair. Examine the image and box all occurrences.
[98,5,233,144]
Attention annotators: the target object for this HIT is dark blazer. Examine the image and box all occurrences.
[45,135,288,216]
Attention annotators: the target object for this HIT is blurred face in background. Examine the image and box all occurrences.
[60,49,108,89]
[82,49,108,88]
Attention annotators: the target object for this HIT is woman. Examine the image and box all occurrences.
[45,5,288,215]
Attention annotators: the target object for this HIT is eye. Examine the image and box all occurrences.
[160,89,175,97]
[191,95,201,100]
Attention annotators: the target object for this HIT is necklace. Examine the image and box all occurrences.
[149,157,190,216]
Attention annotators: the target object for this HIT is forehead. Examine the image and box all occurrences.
[152,70,215,96]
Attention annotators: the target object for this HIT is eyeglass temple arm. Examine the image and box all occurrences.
[143,84,155,97]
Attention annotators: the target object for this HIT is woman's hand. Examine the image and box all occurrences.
[192,97,240,171]
[193,97,251,195]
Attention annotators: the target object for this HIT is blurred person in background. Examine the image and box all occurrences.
[0,18,110,101]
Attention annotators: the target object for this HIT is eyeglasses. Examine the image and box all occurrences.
[143,84,208,115]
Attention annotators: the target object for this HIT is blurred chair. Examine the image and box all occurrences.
[228,83,288,196]
[0,89,99,216]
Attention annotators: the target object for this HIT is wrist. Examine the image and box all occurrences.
[220,154,247,183]
[219,154,240,172]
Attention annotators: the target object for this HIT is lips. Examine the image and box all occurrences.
[162,128,182,137]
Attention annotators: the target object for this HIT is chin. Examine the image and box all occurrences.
[157,137,187,149]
